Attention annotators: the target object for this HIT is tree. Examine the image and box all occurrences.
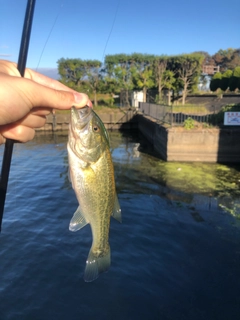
[210,72,222,92]
[212,48,240,72]
[220,70,233,91]
[57,58,86,90]
[170,54,204,104]
[84,60,102,106]
[193,51,216,67]
[104,54,135,107]
[229,66,240,92]
[57,58,102,105]
[171,77,184,103]
[229,49,240,69]
[153,56,168,101]
[162,70,175,105]
[131,53,155,102]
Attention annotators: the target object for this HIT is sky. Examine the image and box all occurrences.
[0,0,239,78]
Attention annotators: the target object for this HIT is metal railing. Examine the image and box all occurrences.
[138,102,220,127]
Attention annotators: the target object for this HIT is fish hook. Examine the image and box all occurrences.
[0,0,36,232]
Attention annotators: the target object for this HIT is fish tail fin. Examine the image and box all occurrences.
[84,245,111,282]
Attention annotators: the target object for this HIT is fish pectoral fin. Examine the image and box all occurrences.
[112,194,122,223]
[69,206,88,232]
[84,245,111,282]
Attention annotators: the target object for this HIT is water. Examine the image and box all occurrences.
[0,130,240,320]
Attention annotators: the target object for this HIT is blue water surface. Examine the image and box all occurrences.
[0,130,240,320]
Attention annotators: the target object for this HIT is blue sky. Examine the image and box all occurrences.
[0,0,239,74]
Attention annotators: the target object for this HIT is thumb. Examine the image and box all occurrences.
[32,83,91,110]
[0,74,92,126]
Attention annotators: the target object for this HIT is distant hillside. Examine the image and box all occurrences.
[34,68,59,80]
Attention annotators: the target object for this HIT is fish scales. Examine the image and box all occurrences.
[67,106,121,282]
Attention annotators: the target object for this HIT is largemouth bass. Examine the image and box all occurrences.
[67,106,121,282]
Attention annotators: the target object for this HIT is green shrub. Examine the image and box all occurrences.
[183,117,195,130]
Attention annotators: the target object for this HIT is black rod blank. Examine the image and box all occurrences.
[0,0,36,231]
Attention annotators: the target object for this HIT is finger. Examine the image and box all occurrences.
[24,68,93,108]
[0,133,6,145]
[25,68,75,92]
[0,60,74,92]
[25,81,93,109]
[19,114,47,128]
[32,86,90,109]
[0,124,35,143]
[0,60,19,76]
[0,74,91,116]
[31,107,52,116]
[0,61,92,110]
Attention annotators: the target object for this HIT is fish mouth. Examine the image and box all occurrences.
[71,106,92,129]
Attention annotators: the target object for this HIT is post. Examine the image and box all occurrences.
[170,105,173,127]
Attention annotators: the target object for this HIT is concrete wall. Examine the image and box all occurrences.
[36,110,240,163]
[36,110,138,132]
[167,128,220,162]
[137,114,240,163]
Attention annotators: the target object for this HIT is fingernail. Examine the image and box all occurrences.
[87,100,93,108]
[73,92,84,104]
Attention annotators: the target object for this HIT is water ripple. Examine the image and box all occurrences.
[0,132,240,320]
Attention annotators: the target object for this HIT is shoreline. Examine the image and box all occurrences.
[36,110,138,131]
[36,110,240,163]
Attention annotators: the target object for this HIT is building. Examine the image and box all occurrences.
[202,65,220,75]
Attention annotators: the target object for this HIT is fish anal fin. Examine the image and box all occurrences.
[84,246,111,282]
[112,194,122,223]
[69,206,88,232]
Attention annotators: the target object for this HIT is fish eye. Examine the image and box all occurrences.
[93,125,99,132]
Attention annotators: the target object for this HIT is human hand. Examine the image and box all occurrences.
[0,60,92,144]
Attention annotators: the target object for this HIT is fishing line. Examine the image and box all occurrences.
[100,0,131,128]
[101,0,120,62]
[36,0,64,70]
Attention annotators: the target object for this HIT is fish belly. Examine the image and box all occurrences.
[69,147,115,281]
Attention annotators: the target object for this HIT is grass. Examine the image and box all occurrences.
[88,93,112,100]
[55,109,70,114]
[93,105,119,112]
[172,104,209,114]
[55,104,121,115]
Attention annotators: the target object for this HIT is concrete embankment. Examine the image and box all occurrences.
[137,113,240,163]
[36,110,138,132]
[37,109,240,163]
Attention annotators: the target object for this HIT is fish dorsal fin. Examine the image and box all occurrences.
[69,206,89,232]
[112,194,122,223]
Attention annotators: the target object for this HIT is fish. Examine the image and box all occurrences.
[67,106,122,282]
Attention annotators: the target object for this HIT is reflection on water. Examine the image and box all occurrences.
[109,130,240,220]
[0,130,240,320]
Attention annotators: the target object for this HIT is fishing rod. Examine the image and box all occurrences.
[0,0,36,232]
